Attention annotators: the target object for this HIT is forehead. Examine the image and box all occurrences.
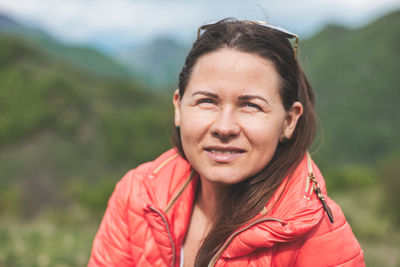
[185,48,281,98]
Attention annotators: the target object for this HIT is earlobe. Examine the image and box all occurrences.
[173,89,181,127]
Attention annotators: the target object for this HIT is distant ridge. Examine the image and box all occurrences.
[300,8,400,165]
[0,12,20,28]
[0,11,133,79]
[116,36,189,87]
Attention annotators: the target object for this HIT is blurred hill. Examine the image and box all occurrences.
[300,9,400,167]
[116,37,189,87]
[0,12,132,78]
[0,12,173,218]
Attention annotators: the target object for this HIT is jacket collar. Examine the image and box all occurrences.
[142,149,198,247]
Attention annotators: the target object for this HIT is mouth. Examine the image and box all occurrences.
[204,146,246,163]
[205,148,245,154]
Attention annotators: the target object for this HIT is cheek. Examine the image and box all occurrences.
[179,109,211,143]
[242,117,285,152]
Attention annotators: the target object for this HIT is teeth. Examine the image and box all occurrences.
[210,149,238,154]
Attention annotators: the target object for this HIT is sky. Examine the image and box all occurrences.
[0,0,399,52]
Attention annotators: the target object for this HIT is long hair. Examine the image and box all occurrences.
[172,19,316,266]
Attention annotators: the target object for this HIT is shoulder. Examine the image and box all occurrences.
[89,149,185,266]
[115,148,182,192]
[270,154,364,266]
[295,198,365,266]
[112,148,191,209]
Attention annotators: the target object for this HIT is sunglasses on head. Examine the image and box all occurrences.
[197,20,299,59]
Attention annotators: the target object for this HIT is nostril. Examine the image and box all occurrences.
[211,130,239,142]
[212,126,240,137]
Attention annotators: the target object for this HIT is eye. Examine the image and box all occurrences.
[242,102,263,111]
[196,98,216,105]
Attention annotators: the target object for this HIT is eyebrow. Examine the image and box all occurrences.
[239,95,269,104]
[192,91,219,99]
[191,91,269,104]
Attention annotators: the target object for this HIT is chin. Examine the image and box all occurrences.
[202,169,249,185]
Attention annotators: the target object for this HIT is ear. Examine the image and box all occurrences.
[281,101,303,140]
[173,89,181,127]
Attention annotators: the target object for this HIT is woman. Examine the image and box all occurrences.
[89,19,364,266]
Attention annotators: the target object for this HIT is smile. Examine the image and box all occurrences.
[204,147,245,163]
[208,149,240,154]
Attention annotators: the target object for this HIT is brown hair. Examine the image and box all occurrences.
[173,18,316,266]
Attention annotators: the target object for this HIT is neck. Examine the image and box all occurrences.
[196,177,229,224]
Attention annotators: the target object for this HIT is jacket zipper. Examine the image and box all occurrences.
[208,218,286,267]
[306,152,334,223]
[148,206,176,267]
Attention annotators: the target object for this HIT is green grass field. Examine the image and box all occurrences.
[0,206,98,267]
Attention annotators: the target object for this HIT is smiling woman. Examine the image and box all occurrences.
[89,19,365,267]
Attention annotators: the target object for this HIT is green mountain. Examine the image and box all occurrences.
[0,12,132,78]
[300,9,400,166]
[116,37,190,87]
[0,22,173,217]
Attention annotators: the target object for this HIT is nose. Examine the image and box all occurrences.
[210,107,240,141]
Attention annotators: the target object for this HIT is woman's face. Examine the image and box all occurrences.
[174,48,302,185]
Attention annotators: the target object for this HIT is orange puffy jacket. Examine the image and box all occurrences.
[89,148,365,266]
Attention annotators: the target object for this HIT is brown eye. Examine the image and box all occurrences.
[197,98,216,105]
[242,102,262,111]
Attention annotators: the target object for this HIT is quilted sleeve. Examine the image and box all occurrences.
[88,170,135,267]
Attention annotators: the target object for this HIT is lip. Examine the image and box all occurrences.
[204,146,246,163]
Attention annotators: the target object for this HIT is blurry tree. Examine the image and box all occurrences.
[379,155,400,225]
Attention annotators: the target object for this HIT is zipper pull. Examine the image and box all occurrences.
[310,173,335,223]
[306,152,334,224]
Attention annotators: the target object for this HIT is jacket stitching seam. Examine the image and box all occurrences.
[304,220,347,242]
[332,250,363,267]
